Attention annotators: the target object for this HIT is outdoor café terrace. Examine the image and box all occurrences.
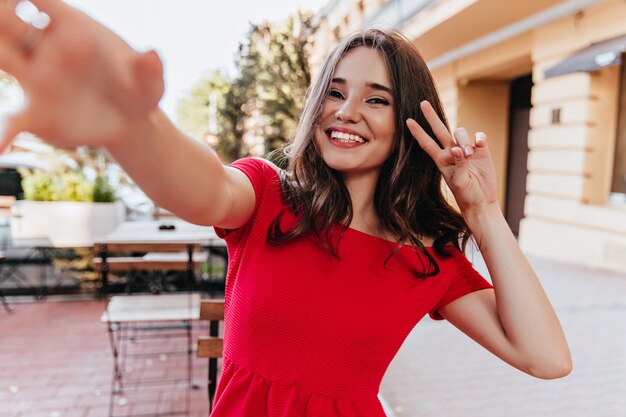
[0,195,227,417]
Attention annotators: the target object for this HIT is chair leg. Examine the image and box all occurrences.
[208,319,219,411]
[208,358,217,412]
[0,288,12,313]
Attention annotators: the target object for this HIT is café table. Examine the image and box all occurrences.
[94,219,226,295]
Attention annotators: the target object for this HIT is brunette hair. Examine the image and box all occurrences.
[267,29,470,277]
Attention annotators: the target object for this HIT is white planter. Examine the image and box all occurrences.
[10,200,126,247]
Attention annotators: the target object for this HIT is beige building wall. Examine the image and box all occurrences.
[309,0,626,272]
[519,0,626,271]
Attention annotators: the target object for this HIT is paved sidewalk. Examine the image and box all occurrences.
[380,254,626,417]
[0,298,212,417]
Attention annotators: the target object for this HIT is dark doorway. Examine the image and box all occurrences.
[505,75,532,236]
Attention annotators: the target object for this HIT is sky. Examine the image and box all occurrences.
[64,0,329,120]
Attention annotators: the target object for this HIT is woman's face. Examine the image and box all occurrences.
[315,46,396,177]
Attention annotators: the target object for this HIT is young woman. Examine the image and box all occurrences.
[0,1,571,416]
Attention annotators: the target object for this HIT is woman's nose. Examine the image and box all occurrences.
[335,98,361,123]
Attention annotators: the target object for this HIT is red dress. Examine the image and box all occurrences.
[213,158,492,416]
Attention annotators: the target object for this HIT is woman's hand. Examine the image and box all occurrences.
[406,100,498,217]
[0,0,164,151]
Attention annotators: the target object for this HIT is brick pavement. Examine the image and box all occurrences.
[0,299,213,417]
[380,254,626,417]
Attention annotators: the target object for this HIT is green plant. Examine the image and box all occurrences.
[93,175,117,203]
[20,169,56,201]
[18,168,117,202]
[56,171,92,202]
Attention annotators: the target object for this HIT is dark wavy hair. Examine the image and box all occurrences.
[267,29,471,277]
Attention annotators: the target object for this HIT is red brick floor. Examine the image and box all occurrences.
[0,299,213,417]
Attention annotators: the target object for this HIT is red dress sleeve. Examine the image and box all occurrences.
[428,249,493,320]
[213,157,277,240]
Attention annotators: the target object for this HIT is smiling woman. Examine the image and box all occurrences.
[0,1,571,415]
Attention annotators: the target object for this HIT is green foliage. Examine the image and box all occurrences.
[176,11,313,162]
[55,171,92,202]
[20,169,56,201]
[92,175,117,202]
[242,11,313,153]
[18,168,116,202]
[177,70,249,163]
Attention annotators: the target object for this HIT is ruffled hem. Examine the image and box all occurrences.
[210,356,386,417]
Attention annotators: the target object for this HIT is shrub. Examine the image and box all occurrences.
[92,175,116,203]
[18,168,116,202]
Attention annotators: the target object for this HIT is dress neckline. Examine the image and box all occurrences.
[345,226,433,249]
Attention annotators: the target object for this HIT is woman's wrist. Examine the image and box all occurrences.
[462,202,504,234]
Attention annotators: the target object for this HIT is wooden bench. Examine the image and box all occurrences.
[93,242,207,295]
[93,251,208,271]
[196,299,225,412]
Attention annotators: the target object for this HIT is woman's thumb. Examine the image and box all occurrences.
[132,50,164,113]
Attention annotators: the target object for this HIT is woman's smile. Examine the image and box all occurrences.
[325,127,369,147]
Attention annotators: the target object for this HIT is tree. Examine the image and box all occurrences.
[239,11,313,154]
[177,70,252,163]
[176,11,313,163]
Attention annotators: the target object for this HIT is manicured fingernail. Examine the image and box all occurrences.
[454,127,468,143]
[475,132,486,143]
[464,146,473,156]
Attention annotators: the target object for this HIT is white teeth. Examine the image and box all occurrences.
[329,130,366,143]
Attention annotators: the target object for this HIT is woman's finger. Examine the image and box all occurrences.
[0,38,26,75]
[419,100,454,148]
[0,3,31,44]
[26,0,67,20]
[453,127,475,157]
[449,146,471,187]
[406,118,443,161]
[475,131,487,148]
[131,50,165,114]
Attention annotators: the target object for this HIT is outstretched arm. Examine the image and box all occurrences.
[0,0,255,228]
[407,101,572,379]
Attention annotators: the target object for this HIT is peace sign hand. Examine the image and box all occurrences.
[406,100,499,217]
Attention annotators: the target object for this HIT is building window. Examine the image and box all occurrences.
[610,57,626,200]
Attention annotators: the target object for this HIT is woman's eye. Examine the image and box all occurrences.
[367,97,390,105]
[328,89,344,99]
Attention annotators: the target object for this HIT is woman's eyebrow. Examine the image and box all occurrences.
[331,77,392,95]
[367,82,393,95]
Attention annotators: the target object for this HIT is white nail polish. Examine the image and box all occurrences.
[464,146,473,156]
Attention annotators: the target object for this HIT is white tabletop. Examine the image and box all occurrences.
[101,219,225,247]
[100,293,201,322]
